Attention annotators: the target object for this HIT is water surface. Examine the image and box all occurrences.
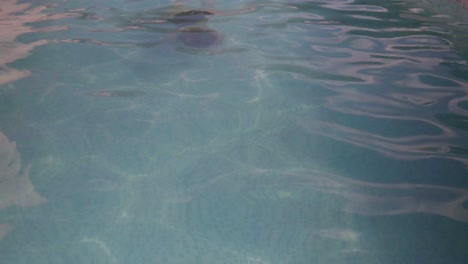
[1,0,468,263]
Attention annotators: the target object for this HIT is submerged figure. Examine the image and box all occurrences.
[93,0,262,49]
[166,5,222,48]
[175,25,222,48]
[146,0,260,48]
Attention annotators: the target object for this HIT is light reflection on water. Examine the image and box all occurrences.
[0,0,79,85]
[1,0,468,263]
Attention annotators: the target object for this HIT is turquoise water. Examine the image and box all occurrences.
[1,0,468,263]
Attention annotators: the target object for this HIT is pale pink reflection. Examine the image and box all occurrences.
[310,80,468,164]
[448,95,468,117]
[281,169,468,223]
[300,120,468,164]
[0,0,79,85]
[0,131,47,239]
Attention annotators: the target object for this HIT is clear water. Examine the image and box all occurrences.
[1,0,468,263]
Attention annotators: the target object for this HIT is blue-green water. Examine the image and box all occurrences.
[1,0,468,263]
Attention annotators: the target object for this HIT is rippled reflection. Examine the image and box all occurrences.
[0,131,47,239]
[0,0,78,85]
[1,0,468,262]
[67,0,272,50]
[268,0,468,169]
[263,168,468,223]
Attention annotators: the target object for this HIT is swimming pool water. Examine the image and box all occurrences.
[1,0,467,263]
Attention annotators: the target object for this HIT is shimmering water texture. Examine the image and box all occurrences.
[1,0,468,263]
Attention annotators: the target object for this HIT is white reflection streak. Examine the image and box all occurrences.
[448,95,468,117]
[327,86,416,116]
[300,120,468,164]
[281,169,468,223]
[80,237,119,264]
[316,85,468,164]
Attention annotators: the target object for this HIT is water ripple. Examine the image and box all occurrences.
[0,0,79,85]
